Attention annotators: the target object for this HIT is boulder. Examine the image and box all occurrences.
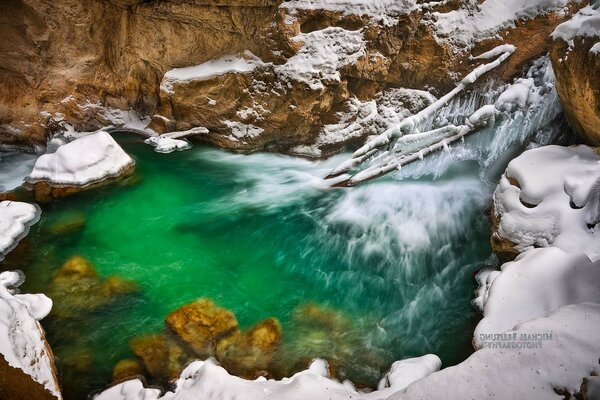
[550,5,600,145]
[49,255,139,318]
[165,299,239,355]
[112,359,144,382]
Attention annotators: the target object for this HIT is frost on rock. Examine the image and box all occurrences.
[275,27,365,91]
[161,52,265,94]
[95,356,440,400]
[432,0,575,50]
[493,145,600,261]
[28,131,135,187]
[0,201,40,261]
[0,271,60,398]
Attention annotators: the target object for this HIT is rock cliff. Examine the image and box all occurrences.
[0,0,585,154]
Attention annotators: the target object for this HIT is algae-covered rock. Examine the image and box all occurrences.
[215,317,282,378]
[112,358,144,382]
[45,211,86,235]
[129,334,192,381]
[48,255,139,318]
[166,299,238,355]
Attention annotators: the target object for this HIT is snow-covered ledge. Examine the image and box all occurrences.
[27,131,135,201]
[0,271,61,399]
[0,201,40,261]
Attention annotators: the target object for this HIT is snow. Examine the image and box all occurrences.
[275,27,365,91]
[224,120,265,139]
[0,271,60,398]
[433,0,574,50]
[161,52,265,93]
[474,247,600,348]
[144,127,209,154]
[391,303,600,399]
[28,131,135,187]
[0,201,40,261]
[328,44,517,182]
[551,5,600,47]
[279,0,418,27]
[95,356,441,400]
[493,145,600,261]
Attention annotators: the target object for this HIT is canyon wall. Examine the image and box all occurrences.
[0,0,586,154]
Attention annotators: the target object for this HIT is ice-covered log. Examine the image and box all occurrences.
[327,44,516,184]
[144,126,209,154]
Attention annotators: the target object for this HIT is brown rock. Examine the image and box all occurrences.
[166,299,239,355]
[550,30,600,145]
[45,211,86,235]
[0,354,59,400]
[49,255,139,318]
[215,317,282,377]
[30,162,136,203]
[129,334,191,381]
[112,359,144,382]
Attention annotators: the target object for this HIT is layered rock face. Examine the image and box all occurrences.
[550,5,600,145]
[0,0,585,154]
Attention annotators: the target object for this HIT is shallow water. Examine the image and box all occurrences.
[18,135,493,398]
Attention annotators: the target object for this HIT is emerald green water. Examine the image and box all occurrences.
[20,134,492,398]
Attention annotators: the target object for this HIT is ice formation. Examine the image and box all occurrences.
[493,145,600,261]
[0,270,60,398]
[0,201,40,261]
[28,131,135,187]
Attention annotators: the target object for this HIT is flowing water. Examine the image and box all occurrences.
[17,138,491,398]
[4,57,570,399]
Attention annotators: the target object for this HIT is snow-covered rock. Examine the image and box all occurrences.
[391,303,600,399]
[28,131,134,187]
[492,145,600,261]
[433,0,578,50]
[0,271,60,399]
[474,247,600,348]
[550,4,600,145]
[95,355,441,400]
[0,201,40,261]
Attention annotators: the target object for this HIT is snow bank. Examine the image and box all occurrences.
[275,27,365,91]
[474,247,600,348]
[433,0,574,49]
[95,356,440,400]
[161,53,265,93]
[28,131,135,187]
[493,145,600,261]
[0,201,40,261]
[551,4,600,48]
[392,303,600,399]
[0,271,60,398]
[279,0,417,26]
